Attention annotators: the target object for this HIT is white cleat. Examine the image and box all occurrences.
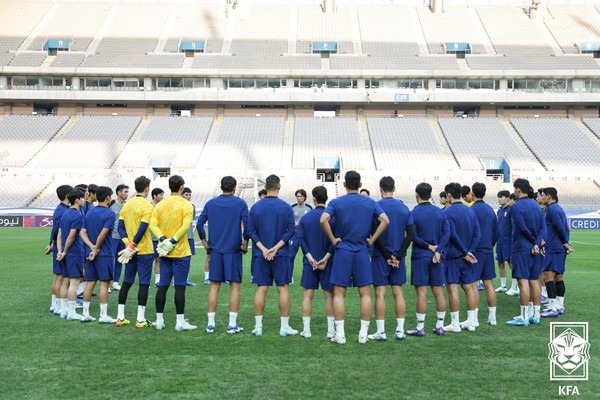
[280,326,299,337]
[251,327,262,337]
[175,321,197,332]
[98,316,117,324]
[155,322,166,331]
[443,324,462,333]
[112,282,121,291]
[300,331,312,338]
[395,330,406,340]
[60,310,68,319]
[367,332,387,341]
[358,334,369,344]
[495,286,507,293]
[505,288,520,296]
[66,313,83,321]
[326,331,336,339]
[331,334,346,344]
[80,315,96,323]
[488,319,497,326]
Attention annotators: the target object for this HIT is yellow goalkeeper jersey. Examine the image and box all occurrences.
[119,195,154,255]
[150,194,193,258]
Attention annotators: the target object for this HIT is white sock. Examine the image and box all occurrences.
[416,313,425,330]
[335,320,345,337]
[68,300,76,315]
[528,302,534,318]
[534,305,541,319]
[229,312,238,327]
[51,294,56,308]
[541,286,548,297]
[255,315,263,329]
[137,305,146,322]
[156,312,164,325]
[359,320,370,337]
[327,316,335,333]
[467,309,476,326]
[77,282,86,295]
[557,296,564,307]
[83,301,90,317]
[488,306,496,321]
[280,316,290,330]
[62,298,68,312]
[204,271,209,280]
[375,319,385,334]
[396,318,405,333]
[436,311,445,328]
[511,279,518,291]
[500,277,506,288]
[303,316,311,333]
[520,305,528,320]
[117,304,125,320]
[207,312,216,326]
[176,314,185,325]
[155,274,160,284]
[475,308,479,325]
[450,311,459,326]
[550,298,558,310]
[100,303,107,317]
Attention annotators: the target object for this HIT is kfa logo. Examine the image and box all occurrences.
[548,322,590,381]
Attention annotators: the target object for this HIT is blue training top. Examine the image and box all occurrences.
[59,208,84,257]
[197,194,249,254]
[444,202,481,259]
[471,200,499,253]
[83,205,116,257]
[411,202,450,260]
[247,196,295,257]
[373,197,413,258]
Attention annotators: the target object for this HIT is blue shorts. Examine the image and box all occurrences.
[544,252,566,275]
[411,257,445,286]
[52,248,62,275]
[330,248,372,288]
[158,257,191,287]
[112,238,125,257]
[124,254,154,285]
[188,239,195,256]
[63,254,83,279]
[253,256,290,286]
[301,260,333,290]
[474,251,496,281]
[496,244,511,262]
[445,257,474,285]
[372,256,406,286]
[512,251,540,280]
[85,256,113,282]
[209,252,243,283]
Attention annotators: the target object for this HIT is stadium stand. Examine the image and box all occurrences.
[367,118,457,172]
[357,5,422,56]
[544,5,600,55]
[293,117,363,170]
[438,118,542,171]
[0,174,51,207]
[0,115,69,167]
[8,52,47,67]
[0,0,51,65]
[116,116,213,169]
[296,5,354,54]
[510,118,600,171]
[32,117,141,169]
[163,4,226,54]
[582,118,600,140]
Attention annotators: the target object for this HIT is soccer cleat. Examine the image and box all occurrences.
[186,280,197,287]
[541,309,560,318]
[155,322,166,331]
[300,330,312,338]
[206,325,215,334]
[331,335,346,344]
[495,286,507,293]
[395,330,406,340]
[203,278,210,285]
[367,332,387,341]
[226,325,244,335]
[541,295,549,305]
[326,331,336,339]
[406,328,425,337]
[487,319,497,326]
[112,282,121,291]
[49,306,54,313]
[60,310,68,319]
[557,307,564,315]
[443,324,462,333]
[115,318,130,327]
[80,315,96,323]
[358,334,368,344]
[53,309,62,316]
[251,327,263,337]
[529,316,541,325]
[460,322,476,332]
[175,321,197,332]
[135,320,156,328]
[505,288,520,296]
[279,327,299,337]
[433,327,445,336]
[66,313,83,321]
[506,317,530,327]
[98,316,117,324]
[477,282,485,291]
[460,319,479,329]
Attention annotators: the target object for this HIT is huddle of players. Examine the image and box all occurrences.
[46,170,572,342]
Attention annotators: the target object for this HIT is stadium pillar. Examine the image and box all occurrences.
[499,79,508,91]
[0,76,7,90]
[144,78,153,91]
[71,77,80,90]
[431,0,444,13]
[322,0,335,13]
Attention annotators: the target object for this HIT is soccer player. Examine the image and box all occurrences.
[368,177,414,341]
[439,191,449,209]
[182,187,197,287]
[79,186,118,323]
[110,184,129,291]
[359,188,370,197]
[540,188,572,317]
[495,190,517,294]
[407,183,449,336]
[470,182,499,326]
[75,184,90,215]
[506,178,545,327]
[115,176,156,328]
[292,189,313,226]
[293,185,335,339]
[461,185,474,207]
[86,184,98,212]
[150,187,164,286]
[45,184,73,315]
[442,182,480,333]
[56,189,90,320]
[247,174,297,337]
[197,176,249,334]
[320,171,390,344]
[150,175,196,331]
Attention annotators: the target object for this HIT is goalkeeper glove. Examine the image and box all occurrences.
[117,241,139,264]
[157,237,177,256]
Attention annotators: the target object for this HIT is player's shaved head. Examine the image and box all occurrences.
[379,176,395,193]
[265,174,280,191]
[344,170,361,191]
[169,175,185,192]
[221,176,237,193]
[312,186,327,204]
[415,182,432,201]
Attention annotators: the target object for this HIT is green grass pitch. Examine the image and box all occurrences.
[0,228,598,399]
